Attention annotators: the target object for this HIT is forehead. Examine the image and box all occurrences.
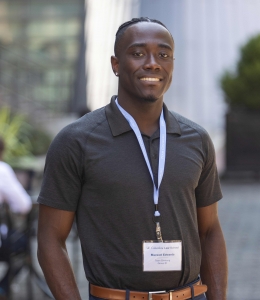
[120,22,174,51]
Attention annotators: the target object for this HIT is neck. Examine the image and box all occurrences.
[117,96,163,136]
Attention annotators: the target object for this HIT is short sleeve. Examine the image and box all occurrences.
[195,131,223,207]
[37,125,84,211]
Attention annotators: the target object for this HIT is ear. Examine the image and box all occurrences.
[111,55,119,76]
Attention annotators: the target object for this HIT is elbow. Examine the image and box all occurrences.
[12,196,32,214]
[21,201,32,214]
[37,238,45,268]
[37,230,50,268]
[23,195,32,214]
[37,232,66,268]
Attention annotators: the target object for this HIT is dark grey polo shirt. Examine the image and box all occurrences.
[38,96,222,291]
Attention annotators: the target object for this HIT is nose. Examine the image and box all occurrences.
[143,54,161,71]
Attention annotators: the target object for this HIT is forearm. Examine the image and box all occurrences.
[38,241,81,300]
[200,221,228,300]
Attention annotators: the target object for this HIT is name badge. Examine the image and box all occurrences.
[143,240,182,272]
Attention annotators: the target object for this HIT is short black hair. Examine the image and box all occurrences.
[114,17,171,57]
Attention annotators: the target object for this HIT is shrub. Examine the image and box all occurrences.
[0,107,32,162]
[0,107,52,164]
[221,34,260,111]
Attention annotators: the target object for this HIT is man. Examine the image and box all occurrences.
[37,17,228,300]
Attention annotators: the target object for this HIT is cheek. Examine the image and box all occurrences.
[119,59,140,73]
[166,65,174,82]
[168,73,173,84]
[163,73,173,91]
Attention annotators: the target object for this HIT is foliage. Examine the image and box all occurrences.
[0,107,32,162]
[29,127,52,156]
[221,34,260,111]
[0,107,52,164]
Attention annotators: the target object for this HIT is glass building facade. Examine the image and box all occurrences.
[0,0,85,122]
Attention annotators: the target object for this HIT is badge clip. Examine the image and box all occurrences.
[155,222,163,241]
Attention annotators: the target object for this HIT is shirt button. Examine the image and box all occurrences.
[152,153,157,159]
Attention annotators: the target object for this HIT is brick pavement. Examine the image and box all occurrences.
[1,180,260,299]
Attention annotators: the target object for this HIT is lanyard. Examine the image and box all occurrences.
[115,99,166,240]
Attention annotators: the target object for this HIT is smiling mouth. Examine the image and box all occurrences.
[140,77,162,82]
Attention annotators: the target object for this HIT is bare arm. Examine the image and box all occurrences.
[197,203,228,300]
[37,204,81,300]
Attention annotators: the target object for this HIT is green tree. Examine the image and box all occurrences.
[221,34,260,111]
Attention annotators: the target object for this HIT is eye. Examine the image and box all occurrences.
[133,52,144,57]
[159,52,169,58]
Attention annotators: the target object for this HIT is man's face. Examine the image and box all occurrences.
[112,22,174,103]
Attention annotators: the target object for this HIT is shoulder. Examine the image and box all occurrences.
[0,161,14,176]
[49,107,107,149]
[168,110,215,159]
[57,107,107,140]
[0,161,19,187]
[45,107,108,167]
[169,110,210,141]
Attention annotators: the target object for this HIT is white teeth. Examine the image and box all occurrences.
[140,77,160,82]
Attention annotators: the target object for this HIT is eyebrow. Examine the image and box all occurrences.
[158,43,173,51]
[128,43,173,51]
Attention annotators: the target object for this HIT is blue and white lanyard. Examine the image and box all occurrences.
[115,99,166,240]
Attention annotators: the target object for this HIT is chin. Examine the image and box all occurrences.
[141,94,159,103]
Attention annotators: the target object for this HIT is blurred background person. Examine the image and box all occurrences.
[0,136,32,300]
[0,136,32,213]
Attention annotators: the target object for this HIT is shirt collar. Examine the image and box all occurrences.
[105,95,182,137]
